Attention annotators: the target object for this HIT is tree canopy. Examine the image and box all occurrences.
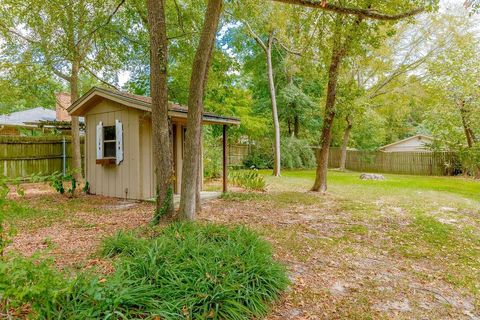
[0,0,478,186]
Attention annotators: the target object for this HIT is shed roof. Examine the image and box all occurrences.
[68,87,240,126]
[379,134,434,151]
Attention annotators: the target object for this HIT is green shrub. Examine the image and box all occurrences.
[203,133,223,180]
[457,144,480,177]
[281,137,316,169]
[0,176,24,257]
[1,223,288,319]
[243,138,315,170]
[243,141,274,170]
[0,254,67,314]
[229,169,267,191]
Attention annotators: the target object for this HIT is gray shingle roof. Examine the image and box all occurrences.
[0,107,56,125]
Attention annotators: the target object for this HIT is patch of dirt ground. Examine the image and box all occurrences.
[6,183,480,319]
[7,184,152,270]
[200,196,480,320]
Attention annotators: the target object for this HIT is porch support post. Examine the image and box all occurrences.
[222,124,228,193]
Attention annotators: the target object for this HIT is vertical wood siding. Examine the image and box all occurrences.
[85,100,142,199]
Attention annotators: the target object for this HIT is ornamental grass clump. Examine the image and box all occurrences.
[1,223,288,319]
[229,169,267,191]
[95,223,289,319]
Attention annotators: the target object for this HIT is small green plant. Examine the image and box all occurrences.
[67,176,76,195]
[151,184,174,226]
[48,171,77,197]
[82,181,90,194]
[0,254,67,313]
[0,176,22,258]
[49,172,65,194]
[229,169,267,191]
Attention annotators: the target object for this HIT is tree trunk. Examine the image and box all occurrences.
[312,28,347,192]
[147,0,174,222]
[458,100,479,179]
[266,31,281,176]
[70,61,82,183]
[339,115,352,171]
[458,100,476,148]
[294,114,300,138]
[179,0,223,220]
[195,125,203,213]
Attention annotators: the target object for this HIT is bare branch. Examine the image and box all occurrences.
[173,0,187,35]
[243,21,267,52]
[274,37,321,62]
[271,0,424,21]
[0,22,38,44]
[52,67,72,82]
[77,0,126,46]
[81,65,119,90]
[167,31,198,41]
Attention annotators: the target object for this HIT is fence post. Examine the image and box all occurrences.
[62,136,66,176]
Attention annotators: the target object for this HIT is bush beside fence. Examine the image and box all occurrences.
[0,136,84,179]
[327,147,458,176]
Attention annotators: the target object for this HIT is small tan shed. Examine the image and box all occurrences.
[68,87,240,200]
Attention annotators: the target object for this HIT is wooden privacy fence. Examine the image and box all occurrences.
[229,143,249,167]
[0,136,84,179]
[327,147,457,176]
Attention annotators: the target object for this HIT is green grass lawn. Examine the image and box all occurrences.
[260,169,479,201]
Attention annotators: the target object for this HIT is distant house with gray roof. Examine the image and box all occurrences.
[0,107,57,126]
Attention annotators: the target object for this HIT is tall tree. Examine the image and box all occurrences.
[278,77,317,139]
[0,0,126,182]
[269,0,430,192]
[232,2,321,175]
[147,0,175,222]
[424,14,480,177]
[244,25,282,176]
[337,17,443,169]
[178,0,223,220]
[312,16,358,191]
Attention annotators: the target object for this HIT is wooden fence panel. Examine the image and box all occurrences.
[0,136,85,179]
[1,137,456,179]
[327,147,456,176]
[229,143,249,167]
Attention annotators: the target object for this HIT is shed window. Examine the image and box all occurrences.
[96,120,123,165]
[103,126,116,158]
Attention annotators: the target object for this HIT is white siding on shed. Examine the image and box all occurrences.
[380,135,433,153]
